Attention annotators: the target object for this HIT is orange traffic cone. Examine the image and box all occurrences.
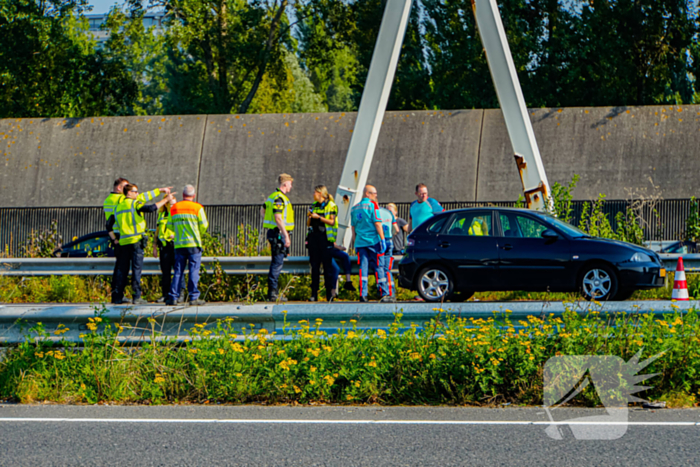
[672,257,689,301]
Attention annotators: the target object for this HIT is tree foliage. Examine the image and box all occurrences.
[0,0,137,118]
[2,0,700,118]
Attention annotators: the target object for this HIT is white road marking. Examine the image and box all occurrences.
[0,418,697,426]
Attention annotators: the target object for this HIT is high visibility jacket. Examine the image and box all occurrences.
[103,188,160,234]
[169,200,209,249]
[468,220,485,236]
[115,198,147,246]
[157,206,175,243]
[263,190,294,231]
[310,200,339,243]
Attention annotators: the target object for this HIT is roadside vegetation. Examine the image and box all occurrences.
[0,308,698,407]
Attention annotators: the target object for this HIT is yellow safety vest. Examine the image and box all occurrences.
[263,190,294,231]
[468,220,485,236]
[157,206,175,243]
[103,193,124,234]
[311,200,339,243]
[104,188,160,235]
[115,198,147,246]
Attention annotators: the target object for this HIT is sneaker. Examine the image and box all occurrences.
[268,289,279,302]
[343,281,357,292]
[156,296,165,303]
[164,298,175,306]
[309,296,318,302]
[177,290,187,304]
[189,299,206,306]
[379,295,396,303]
[327,291,337,303]
[359,296,369,303]
[133,297,149,305]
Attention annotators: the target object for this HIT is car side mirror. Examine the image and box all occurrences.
[541,229,559,240]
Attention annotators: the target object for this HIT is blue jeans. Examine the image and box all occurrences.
[330,247,351,276]
[170,249,202,301]
[267,229,287,292]
[379,245,394,296]
[357,243,387,299]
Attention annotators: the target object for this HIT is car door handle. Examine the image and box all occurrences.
[502,244,513,250]
[439,242,450,248]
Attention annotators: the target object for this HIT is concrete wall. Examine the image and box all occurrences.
[2,105,699,208]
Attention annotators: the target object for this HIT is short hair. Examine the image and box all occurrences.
[123,183,138,195]
[415,183,427,192]
[114,177,128,189]
[183,184,196,197]
[387,203,398,213]
[278,173,294,185]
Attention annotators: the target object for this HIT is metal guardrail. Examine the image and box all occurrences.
[0,254,694,276]
[0,300,696,344]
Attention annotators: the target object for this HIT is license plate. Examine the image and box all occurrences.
[659,269,666,278]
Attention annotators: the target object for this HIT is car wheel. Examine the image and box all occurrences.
[613,288,635,301]
[450,290,475,302]
[417,266,454,302]
[579,264,618,301]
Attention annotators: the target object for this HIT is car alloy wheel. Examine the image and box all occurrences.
[417,267,453,302]
[580,265,618,301]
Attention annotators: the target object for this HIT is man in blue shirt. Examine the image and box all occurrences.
[409,183,443,232]
[350,185,389,303]
[377,205,398,301]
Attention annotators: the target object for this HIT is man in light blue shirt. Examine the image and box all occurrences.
[409,183,443,232]
[377,206,398,300]
[351,185,389,303]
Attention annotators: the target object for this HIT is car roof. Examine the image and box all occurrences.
[442,207,543,215]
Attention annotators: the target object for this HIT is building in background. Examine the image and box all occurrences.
[85,12,165,45]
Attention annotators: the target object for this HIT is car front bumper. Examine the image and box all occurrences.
[617,263,666,289]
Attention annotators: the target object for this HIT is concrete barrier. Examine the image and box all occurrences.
[2,105,700,208]
[0,115,207,207]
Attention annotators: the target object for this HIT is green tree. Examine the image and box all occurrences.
[0,0,137,118]
[101,8,169,115]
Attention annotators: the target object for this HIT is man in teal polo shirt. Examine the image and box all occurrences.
[350,185,389,303]
[409,183,443,232]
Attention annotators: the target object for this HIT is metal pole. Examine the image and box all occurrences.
[472,0,553,211]
[334,0,413,248]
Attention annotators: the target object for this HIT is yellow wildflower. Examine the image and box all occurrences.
[86,323,97,331]
[294,385,302,394]
[253,354,262,360]
[236,373,243,377]
[376,329,387,338]
[323,375,335,386]
[154,376,165,383]
[347,331,357,339]
[218,348,225,355]
[367,361,377,368]
[307,348,321,357]
[310,366,317,373]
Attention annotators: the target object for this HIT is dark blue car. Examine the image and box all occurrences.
[398,208,666,302]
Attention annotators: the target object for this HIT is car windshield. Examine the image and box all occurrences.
[539,214,590,238]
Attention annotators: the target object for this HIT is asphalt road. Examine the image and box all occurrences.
[0,405,699,466]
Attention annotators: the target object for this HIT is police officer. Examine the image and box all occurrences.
[262,174,294,301]
[107,183,172,305]
[350,185,389,302]
[104,178,171,304]
[307,185,339,302]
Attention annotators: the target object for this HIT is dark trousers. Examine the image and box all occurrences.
[111,242,122,299]
[267,229,289,293]
[112,241,144,302]
[308,233,339,300]
[158,240,184,298]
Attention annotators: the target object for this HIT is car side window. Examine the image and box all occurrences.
[445,212,492,237]
[515,215,549,239]
[427,217,447,234]
[499,214,522,238]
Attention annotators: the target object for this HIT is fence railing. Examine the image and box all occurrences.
[1,199,696,257]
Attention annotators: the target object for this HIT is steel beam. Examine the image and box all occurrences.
[334,0,413,247]
[472,0,552,210]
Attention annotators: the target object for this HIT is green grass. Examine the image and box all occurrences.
[1,308,698,407]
